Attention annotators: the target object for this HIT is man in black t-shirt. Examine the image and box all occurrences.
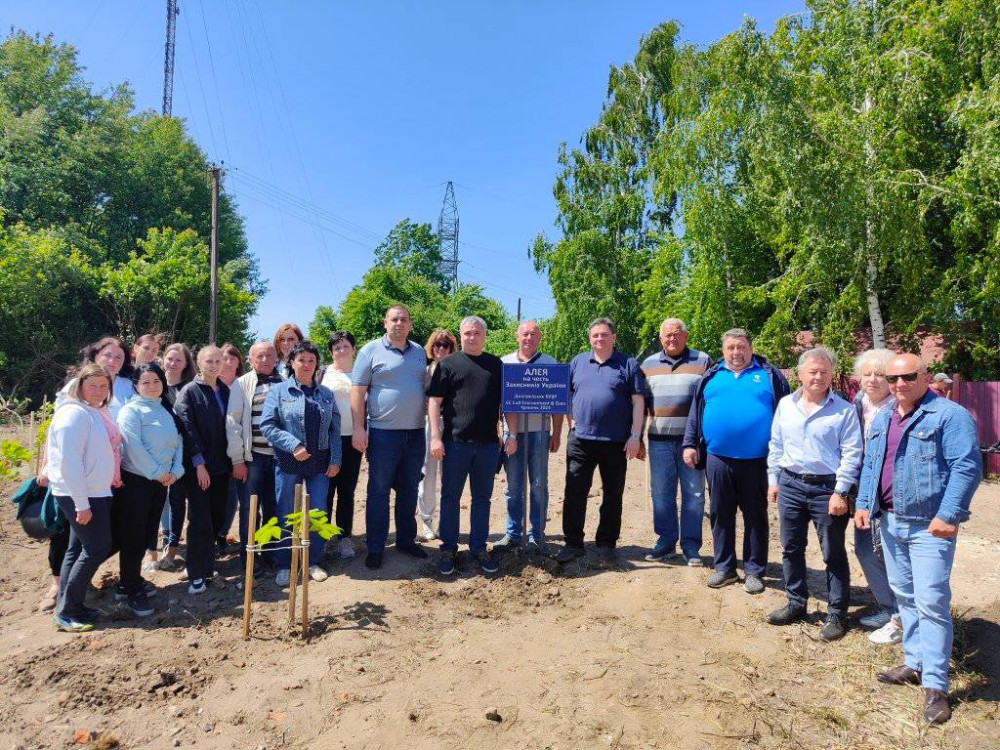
[428,316,519,576]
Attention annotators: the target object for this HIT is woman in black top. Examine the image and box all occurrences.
[174,345,231,595]
[159,343,196,570]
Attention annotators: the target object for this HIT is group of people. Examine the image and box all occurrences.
[38,306,982,725]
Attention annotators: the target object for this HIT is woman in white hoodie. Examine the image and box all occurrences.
[46,364,117,633]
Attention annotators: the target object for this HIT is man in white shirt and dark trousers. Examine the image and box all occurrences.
[766,347,863,641]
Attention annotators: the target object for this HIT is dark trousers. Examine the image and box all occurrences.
[162,481,187,548]
[145,485,168,553]
[116,471,167,596]
[562,433,627,549]
[778,471,850,617]
[49,522,70,577]
[705,454,769,577]
[438,440,501,554]
[55,496,113,619]
[184,472,229,581]
[237,452,277,564]
[326,436,363,537]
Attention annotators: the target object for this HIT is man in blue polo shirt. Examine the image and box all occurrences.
[556,318,645,563]
[683,328,789,592]
[351,304,429,570]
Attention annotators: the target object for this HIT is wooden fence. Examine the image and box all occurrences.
[953,379,1000,476]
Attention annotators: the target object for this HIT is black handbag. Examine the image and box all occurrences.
[10,477,65,539]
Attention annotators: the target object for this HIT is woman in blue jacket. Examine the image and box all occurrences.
[116,363,184,617]
[261,340,341,587]
[174,346,231,595]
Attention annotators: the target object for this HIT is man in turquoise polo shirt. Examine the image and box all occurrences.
[683,328,789,593]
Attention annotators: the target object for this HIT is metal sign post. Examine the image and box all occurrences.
[501,363,571,554]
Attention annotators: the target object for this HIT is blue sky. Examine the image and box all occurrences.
[7,1,804,340]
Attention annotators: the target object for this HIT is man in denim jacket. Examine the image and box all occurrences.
[854,353,981,725]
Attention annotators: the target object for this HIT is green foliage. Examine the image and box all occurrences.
[0,30,262,401]
[0,438,31,481]
[254,510,341,547]
[308,306,339,363]
[537,4,1000,375]
[309,220,512,352]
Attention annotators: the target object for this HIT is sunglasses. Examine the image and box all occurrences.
[432,342,452,350]
[886,372,920,384]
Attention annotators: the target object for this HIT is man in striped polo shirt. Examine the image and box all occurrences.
[641,318,712,566]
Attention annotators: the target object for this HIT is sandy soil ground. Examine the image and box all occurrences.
[1,446,998,750]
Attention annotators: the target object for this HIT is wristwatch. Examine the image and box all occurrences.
[630,432,642,440]
[503,433,515,441]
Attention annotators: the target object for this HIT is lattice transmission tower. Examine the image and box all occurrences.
[162,0,180,116]
[437,181,460,290]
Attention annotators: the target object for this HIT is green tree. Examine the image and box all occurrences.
[373,219,446,291]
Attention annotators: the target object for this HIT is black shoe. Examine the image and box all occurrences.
[595,546,617,562]
[766,604,807,626]
[114,580,157,601]
[127,592,155,618]
[471,551,499,574]
[216,537,229,555]
[555,545,585,563]
[819,614,846,641]
[396,543,428,559]
[438,552,457,576]
[364,553,383,570]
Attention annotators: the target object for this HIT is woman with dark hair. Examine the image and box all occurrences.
[218,342,244,554]
[115,363,183,616]
[174,346,232,595]
[321,331,361,559]
[416,328,457,541]
[159,342,196,570]
[66,337,135,421]
[273,323,304,379]
[219,343,244,387]
[131,334,161,369]
[45,364,117,632]
[261,340,341,586]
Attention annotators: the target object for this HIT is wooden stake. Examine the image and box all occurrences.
[241,493,259,640]
[300,487,310,639]
[287,484,301,624]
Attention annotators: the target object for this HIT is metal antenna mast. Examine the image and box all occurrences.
[162,0,179,116]
[437,181,460,290]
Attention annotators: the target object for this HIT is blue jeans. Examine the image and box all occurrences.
[439,441,501,554]
[881,513,957,692]
[237,452,278,564]
[648,440,705,556]
[55,496,113,619]
[503,430,549,542]
[854,520,897,613]
[275,468,330,570]
[364,427,425,554]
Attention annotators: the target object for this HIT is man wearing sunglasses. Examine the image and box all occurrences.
[854,353,981,725]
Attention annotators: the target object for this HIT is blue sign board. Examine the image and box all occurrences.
[502,363,571,414]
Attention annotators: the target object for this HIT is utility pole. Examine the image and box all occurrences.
[162,0,179,117]
[209,165,222,344]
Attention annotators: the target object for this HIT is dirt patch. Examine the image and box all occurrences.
[1,453,998,749]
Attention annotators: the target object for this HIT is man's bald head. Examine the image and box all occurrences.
[886,353,929,410]
[248,341,278,375]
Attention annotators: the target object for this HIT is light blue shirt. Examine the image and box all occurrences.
[767,389,863,494]
[351,335,427,430]
[117,396,185,481]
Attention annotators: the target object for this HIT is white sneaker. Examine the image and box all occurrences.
[309,565,328,582]
[419,520,437,542]
[869,617,903,645]
[188,578,207,595]
[275,569,291,587]
[338,538,355,559]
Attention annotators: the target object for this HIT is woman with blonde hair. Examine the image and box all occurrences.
[416,328,457,541]
[45,364,118,632]
[852,348,901,645]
